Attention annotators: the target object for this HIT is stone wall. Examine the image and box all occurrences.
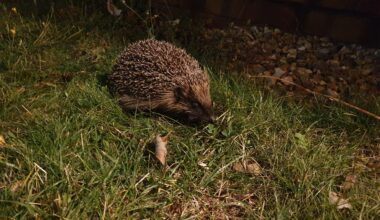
[151,0,380,47]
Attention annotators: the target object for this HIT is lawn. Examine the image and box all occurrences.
[0,2,379,219]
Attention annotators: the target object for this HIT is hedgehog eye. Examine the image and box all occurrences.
[174,87,187,102]
[191,101,200,109]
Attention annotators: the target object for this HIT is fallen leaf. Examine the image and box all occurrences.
[233,160,262,176]
[340,175,357,191]
[233,162,245,172]
[367,157,380,169]
[281,76,294,86]
[107,0,122,16]
[198,161,209,170]
[11,7,17,14]
[329,191,352,210]
[10,180,24,192]
[154,134,168,166]
[287,49,297,59]
[246,163,262,175]
[319,80,327,86]
[54,194,62,208]
[313,86,324,93]
[0,135,5,146]
[9,27,16,37]
[327,89,339,98]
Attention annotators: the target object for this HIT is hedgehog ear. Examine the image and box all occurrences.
[174,87,186,102]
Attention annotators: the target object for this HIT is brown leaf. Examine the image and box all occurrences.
[367,157,380,169]
[233,162,245,172]
[340,175,357,191]
[329,191,352,210]
[314,86,325,93]
[319,80,327,86]
[107,0,122,16]
[54,194,62,208]
[327,89,340,98]
[233,160,262,176]
[10,180,24,192]
[198,161,209,170]
[281,76,294,86]
[0,135,5,146]
[154,134,168,166]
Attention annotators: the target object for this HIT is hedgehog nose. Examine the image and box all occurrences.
[209,115,216,123]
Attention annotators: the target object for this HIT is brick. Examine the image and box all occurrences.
[150,0,379,47]
[151,0,183,7]
[304,10,332,36]
[243,0,298,31]
[354,0,380,17]
[223,0,250,19]
[318,0,357,10]
[204,0,224,15]
[276,0,311,4]
[330,15,372,43]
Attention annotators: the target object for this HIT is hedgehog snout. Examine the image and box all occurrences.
[186,108,215,124]
[209,115,216,123]
[187,114,213,125]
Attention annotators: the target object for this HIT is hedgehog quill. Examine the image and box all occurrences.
[108,39,215,124]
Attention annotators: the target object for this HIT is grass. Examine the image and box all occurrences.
[1,3,380,219]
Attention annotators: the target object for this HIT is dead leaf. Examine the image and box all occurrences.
[340,175,357,191]
[154,134,168,166]
[246,163,262,175]
[281,76,294,86]
[107,0,122,16]
[314,86,325,93]
[54,194,62,208]
[233,162,245,172]
[0,135,5,146]
[329,191,352,210]
[319,80,327,86]
[233,160,262,176]
[198,161,209,170]
[10,180,24,192]
[327,88,339,98]
[11,7,17,14]
[367,157,380,169]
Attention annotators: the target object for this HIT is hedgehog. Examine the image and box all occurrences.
[107,39,215,124]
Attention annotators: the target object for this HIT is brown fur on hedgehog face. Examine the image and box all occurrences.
[171,85,214,124]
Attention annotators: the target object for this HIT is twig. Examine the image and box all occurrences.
[250,75,380,121]
[120,0,147,23]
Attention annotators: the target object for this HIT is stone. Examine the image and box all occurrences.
[318,48,330,55]
[274,67,286,78]
[287,49,297,59]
